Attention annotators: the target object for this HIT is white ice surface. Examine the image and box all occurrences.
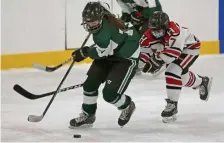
[1,55,224,142]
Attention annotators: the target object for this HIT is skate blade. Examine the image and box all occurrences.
[152,66,166,78]
[162,115,177,123]
[204,77,213,101]
[69,124,93,129]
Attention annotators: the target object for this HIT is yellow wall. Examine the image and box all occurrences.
[200,41,219,55]
[1,50,93,70]
[0,41,219,70]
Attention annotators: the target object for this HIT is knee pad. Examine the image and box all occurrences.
[102,88,121,104]
[102,88,130,109]
[166,63,182,76]
[165,63,183,86]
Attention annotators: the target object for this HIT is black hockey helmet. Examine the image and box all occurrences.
[148,11,170,39]
[82,2,104,33]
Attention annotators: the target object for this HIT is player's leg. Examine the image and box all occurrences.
[161,54,212,123]
[70,60,108,128]
[161,54,197,123]
[161,54,195,123]
[102,58,137,127]
[181,55,213,101]
[161,62,181,123]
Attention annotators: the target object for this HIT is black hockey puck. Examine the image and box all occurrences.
[73,134,81,138]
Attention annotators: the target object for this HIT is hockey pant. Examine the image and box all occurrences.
[81,58,137,115]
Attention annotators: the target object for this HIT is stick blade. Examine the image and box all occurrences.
[28,115,43,122]
[32,63,47,71]
[13,84,36,100]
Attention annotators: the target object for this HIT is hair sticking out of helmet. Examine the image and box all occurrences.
[82,2,104,33]
[148,11,170,39]
[100,1,126,31]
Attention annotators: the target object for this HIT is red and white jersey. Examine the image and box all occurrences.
[139,21,200,63]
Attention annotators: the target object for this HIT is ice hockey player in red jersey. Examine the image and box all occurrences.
[116,0,164,76]
[139,11,213,123]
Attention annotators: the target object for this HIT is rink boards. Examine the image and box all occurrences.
[0,40,220,70]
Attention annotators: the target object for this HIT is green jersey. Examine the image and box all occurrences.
[117,0,162,20]
[87,18,140,60]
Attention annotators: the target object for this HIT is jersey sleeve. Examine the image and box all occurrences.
[116,0,132,14]
[139,29,160,62]
[137,0,163,19]
[140,29,160,53]
[159,22,185,63]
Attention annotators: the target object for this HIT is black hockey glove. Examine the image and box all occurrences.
[130,11,144,26]
[72,46,89,62]
[142,54,165,73]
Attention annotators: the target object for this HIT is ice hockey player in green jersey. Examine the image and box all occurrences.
[69,1,140,128]
[117,0,162,36]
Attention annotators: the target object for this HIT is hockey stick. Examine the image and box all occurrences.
[13,83,83,100]
[27,33,91,123]
[32,33,92,72]
[32,4,69,72]
[32,58,72,72]
[27,60,76,122]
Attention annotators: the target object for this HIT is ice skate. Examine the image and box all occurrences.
[161,99,178,123]
[118,101,136,127]
[69,113,96,128]
[198,76,213,101]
